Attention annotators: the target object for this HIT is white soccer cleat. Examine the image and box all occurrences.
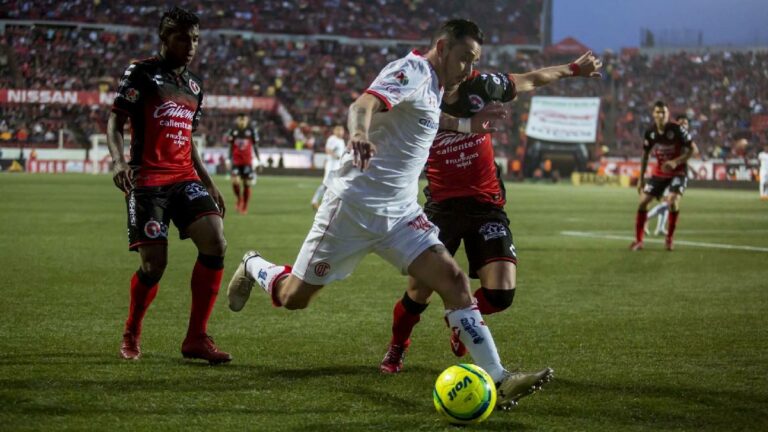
[227,251,259,312]
[495,367,554,410]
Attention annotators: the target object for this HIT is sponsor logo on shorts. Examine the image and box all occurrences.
[128,192,137,226]
[143,220,168,239]
[479,222,507,241]
[185,183,209,201]
[459,317,485,345]
[314,262,330,277]
[408,214,433,231]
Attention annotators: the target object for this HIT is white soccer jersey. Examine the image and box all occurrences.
[328,50,443,217]
[323,134,346,177]
[759,151,768,176]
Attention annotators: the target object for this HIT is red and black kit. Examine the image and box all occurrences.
[642,122,693,197]
[112,56,219,250]
[424,71,519,275]
[227,127,259,180]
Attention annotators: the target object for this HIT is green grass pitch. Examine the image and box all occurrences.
[1,174,766,431]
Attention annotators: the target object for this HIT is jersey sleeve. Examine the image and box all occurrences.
[464,72,517,104]
[365,57,430,110]
[192,91,203,132]
[112,63,145,117]
[642,130,653,152]
[675,124,693,147]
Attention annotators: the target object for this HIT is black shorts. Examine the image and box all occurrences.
[643,175,688,199]
[231,164,254,180]
[126,181,221,251]
[425,197,517,279]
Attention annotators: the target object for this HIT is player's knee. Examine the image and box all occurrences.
[483,287,516,311]
[200,235,227,256]
[140,257,167,280]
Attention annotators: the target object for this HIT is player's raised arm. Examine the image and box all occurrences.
[347,93,384,170]
[106,111,133,193]
[511,51,603,93]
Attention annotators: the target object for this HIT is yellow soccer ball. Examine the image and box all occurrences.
[433,364,497,424]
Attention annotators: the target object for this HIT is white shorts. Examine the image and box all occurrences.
[293,190,442,285]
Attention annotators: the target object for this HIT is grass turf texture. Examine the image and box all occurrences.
[0,174,766,431]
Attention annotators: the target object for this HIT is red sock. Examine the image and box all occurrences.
[125,272,159,336]
[390,300,421,346]
[474,288,503,315]
[187,257,224,339]
[635,210,648,242]
[232,183,241,203]
[667,211,680,240]
[242,185,251,210]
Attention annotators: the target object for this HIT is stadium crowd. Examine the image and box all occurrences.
[0,0,543,44]
[1,19,767,159]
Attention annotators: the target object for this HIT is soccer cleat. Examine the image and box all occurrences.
[495,367,554,410]
[629,241,644,251]
[379,340,411,374]
[665,237,674,251]
[643,223,650,235]
[449,328,468,357]
[227,251,259,311]
[120,332,141,360]
[181,334,232,365]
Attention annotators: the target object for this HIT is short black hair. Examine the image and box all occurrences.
[431,19,484,47]
[159,6,200,41]
[653,100,668,110]
[675,114,688,122]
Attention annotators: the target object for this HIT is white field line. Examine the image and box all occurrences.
[560,231,768,253]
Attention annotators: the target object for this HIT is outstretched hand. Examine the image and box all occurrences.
[471,102,507,134]
[572,51,603,78]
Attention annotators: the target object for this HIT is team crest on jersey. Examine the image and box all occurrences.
[666,130,675,139]
[189,78,200,95]
[479,222,507,241]
[143,220,168,239]
[468,94,485,113]
[124,88,140,103]
[394,70,409,86]
[185,183,209,201]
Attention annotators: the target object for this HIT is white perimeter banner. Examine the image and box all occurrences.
[525,96,601,143]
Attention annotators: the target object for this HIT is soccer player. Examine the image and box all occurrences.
[310,125,346,210]
[228,113,261,214]
[630,101,698,251]
[106,7,231,364]
[379,52,603,375]
[759,144,768,200]
[228,20,547,409]
[643,114,690,236]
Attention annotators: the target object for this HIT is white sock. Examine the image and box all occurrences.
[647,202,667,218]
[655,205,669,233]
[245,254,288,293]
[311,184,326,205]
[761,181,767,196]
[445,306,505,382]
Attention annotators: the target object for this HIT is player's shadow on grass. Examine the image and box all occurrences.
[0,352,120,366]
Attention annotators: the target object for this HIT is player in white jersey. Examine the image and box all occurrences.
[311,125,346,210]
[759,144,768,200]
[226,20,549,409]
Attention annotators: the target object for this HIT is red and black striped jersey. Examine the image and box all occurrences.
[112,56,203,187]
[425,71,517,206]
[643,122,693,178]
[227,127,259,166]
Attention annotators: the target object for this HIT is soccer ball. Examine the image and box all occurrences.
[433,364,497,424]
